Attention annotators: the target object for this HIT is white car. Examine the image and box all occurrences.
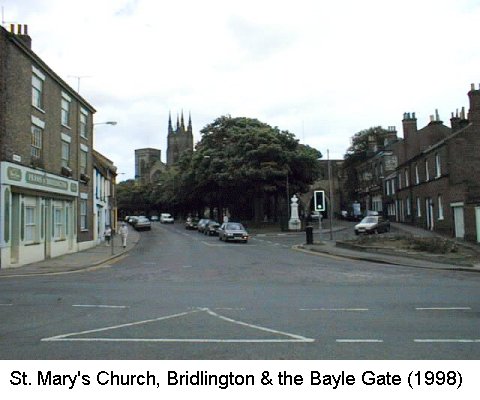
[160,213,174,224]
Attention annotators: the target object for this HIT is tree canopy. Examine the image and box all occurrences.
[117,115,322,223]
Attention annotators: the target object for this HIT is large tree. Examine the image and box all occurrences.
[189,116,321,222]
[343,126,392,202]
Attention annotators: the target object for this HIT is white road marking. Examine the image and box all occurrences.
[202,308,313,342]
[40,338,309,343]
[300,308,369,312]
[336,339,384,343]
[72,304,129,309]
[0,303,13,306]
[42,307,314,343]
[414,339,480,343]
[42,309,200,341]
[415,307,471,311]
[214,307,246,311]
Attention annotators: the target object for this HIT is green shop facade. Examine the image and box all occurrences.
[0,161,80,269]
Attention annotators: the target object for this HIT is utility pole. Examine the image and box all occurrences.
[328,149,334,240]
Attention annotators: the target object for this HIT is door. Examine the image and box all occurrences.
[453,206,465,239]
[44,199,52,259]
[476,207,480,243]
[425,198,434,231]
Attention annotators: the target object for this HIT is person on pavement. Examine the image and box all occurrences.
[119,223,128,248]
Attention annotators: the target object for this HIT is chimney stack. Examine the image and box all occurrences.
[450,106,469,132]
[468,83,480,123]
[8,23,32,49]
[402,112,417,140]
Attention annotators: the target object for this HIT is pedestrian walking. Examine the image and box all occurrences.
[119,223,128,248]
[104,225,112,246]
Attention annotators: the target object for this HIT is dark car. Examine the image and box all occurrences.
[204,220,220,236]
[197,218,210,234]
[218,222,249,243]
[354,216,390,235]
[184,217,199,230]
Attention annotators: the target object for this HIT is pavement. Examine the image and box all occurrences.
[298,221,480,273]
[0,225,140,278]
[1,220,480,278]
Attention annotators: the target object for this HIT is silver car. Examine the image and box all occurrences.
[354,216,390,235]
[133,216,151,231]
[218,222,249,243]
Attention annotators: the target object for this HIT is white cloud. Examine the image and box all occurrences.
[3,0,480,178]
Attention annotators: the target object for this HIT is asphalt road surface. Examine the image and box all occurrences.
[1,222,480,359]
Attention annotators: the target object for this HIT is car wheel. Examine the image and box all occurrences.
[354,230,359,235]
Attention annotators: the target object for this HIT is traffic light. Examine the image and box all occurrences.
[314,190,325,212]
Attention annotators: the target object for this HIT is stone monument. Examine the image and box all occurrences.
[288,194,301,231]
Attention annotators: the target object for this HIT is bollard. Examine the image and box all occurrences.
[305,226,313,245]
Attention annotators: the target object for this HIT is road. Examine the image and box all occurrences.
[1,222,480,359]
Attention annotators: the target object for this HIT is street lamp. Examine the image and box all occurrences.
[327,149,334,240]
[94,121,117,126]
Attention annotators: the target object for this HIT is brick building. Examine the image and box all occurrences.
[0,24,97,268]
[389,85,480,241]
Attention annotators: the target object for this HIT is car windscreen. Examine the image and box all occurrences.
[361,217,377,223]
[226,223,243,230]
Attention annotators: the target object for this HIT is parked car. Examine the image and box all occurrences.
[128,216,138,225]
[218,222,249,243]
[197,218,211,233]
[185,217,199,230]
[204,220,220,236]
[133,216,151,231]
[160,213,174,224]
[150,215,159,222]
[354,216,390,235]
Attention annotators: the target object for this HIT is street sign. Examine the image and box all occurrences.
[314,190,325,212]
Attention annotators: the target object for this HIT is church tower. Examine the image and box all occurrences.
[167,110,194,166]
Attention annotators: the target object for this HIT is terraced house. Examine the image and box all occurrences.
[390,85,480,242]
[0,24,105,268]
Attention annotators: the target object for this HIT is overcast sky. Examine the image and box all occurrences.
[3,0,480,180]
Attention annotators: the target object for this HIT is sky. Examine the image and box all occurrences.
[2,0,480,181]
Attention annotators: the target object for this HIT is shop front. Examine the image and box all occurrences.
[0,162,79,269]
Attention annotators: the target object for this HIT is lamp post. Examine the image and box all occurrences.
[327,149,334,240]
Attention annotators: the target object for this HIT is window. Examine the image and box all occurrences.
[435,153,441,177]
[54,206,63,239]
[25,206,36,242]
[31,125,42,158]
[80,110,88,138]
[61,97,71,127]
[425,159,430,181]
[392,178,395,194]
[406,197,411,216]
[438,195,444,220]
[80,200,88,230]
[61,141,70,168]
[405,168,409,187]
[416,197,421,217]
[386,180,390,196]
[398,174,402,190]
[415,164,419,184]
[80,150,87,175]
[32,74,44,109]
